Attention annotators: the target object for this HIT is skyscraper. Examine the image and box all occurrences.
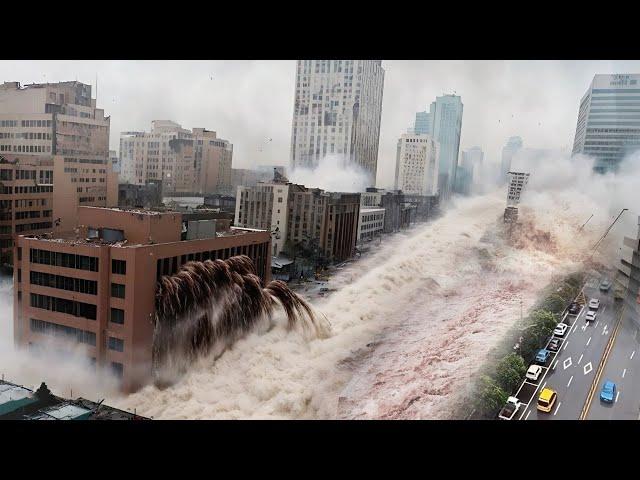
[501,136,523,181]
[456,146,484,195]
[572,74,640,174]
[394,133,439,196]
[289,60,385,185]
[415,95,463,200]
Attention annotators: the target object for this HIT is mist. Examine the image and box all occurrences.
[288,155,372,192]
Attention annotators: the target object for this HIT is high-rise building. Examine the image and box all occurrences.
[394,133,439,196]
[289,60,385,185]
[0,81,118,262]
[414,111,431,135]
[616,215,640,323]
[109,150,119,174]
[119,121,233,195]
[456,146,484,195]
[572,74,640,174]
[415,95,463,200]
[13,206,271,392]
[501,136,523,182]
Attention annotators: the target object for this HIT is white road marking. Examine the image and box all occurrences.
[563,357,572,369]
[552,360,558,370]
[602,325,608,336]
[602,306,607,314]
[573,323,578,333]
[622,368,627,378]
[615,391,620,403]
[587,336,592,346]
[578,354,584,364]
[567,376,574,387]
[631,351,636,360]
[541,381,547,391]
[525,409,532,420]
[584,362,593,375]
[563,341,570,351]
[553,402,562,416]
[595,320,599,328]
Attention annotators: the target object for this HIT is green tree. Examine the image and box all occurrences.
[541,294,566,314]
[476,375,509,418]
[531,309,557,332]
[495,353,527,393]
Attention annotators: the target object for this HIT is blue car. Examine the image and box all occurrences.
[535,349,551,364]
[600,380,616,403]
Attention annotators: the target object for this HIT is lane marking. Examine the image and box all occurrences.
[595,320,599,328]
[602,325,608,336]
[631,351,636,360]
[573,323,578,333]
[541,381,547,391]
[578,354,584,364]
[553,401,562,416]
[602,306,607,315]
[615,391,620,403]
[525,409,531,421]
[563,341,570,351]
[622,368,626,378]
[552,360,558,370]
[584,362,593,375]
[567,376,574,387]
[563,357,572,370]
[587,336,592,346]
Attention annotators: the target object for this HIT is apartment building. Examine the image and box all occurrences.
[357,207,385,242]
[119,121,232,195]
[0,81,118,260]
[13,206,271,392]
[394,133,439,196]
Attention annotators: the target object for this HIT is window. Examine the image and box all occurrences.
[108,336,124,352]
[110,308,125,325]
[111,283,125,298]
[111,260,127,275]
[111,362,124,379]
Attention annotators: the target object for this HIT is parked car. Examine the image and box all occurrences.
[600,380,616,403]
[526,364,543,381]
[568,302,580,315]
[537,387,558,412]
[599,280,612,292]
[498,396,523,420]
[553,323,568,337]
[535,349,551,364]
[589,298,600,310]
[548,338,561,352]
[585,311,597,322]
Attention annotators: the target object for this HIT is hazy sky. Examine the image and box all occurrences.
[3,60,640,188]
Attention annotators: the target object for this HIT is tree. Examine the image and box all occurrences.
[476,375,509,418]
[541,294,566,314]
[495,353,527,393]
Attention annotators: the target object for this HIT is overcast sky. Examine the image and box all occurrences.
[3,60,640,188]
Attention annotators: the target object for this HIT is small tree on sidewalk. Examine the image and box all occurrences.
[495,353,527,393]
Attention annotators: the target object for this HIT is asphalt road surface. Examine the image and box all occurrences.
[523,279,616,420]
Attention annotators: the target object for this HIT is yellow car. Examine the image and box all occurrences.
[537,387,557,413]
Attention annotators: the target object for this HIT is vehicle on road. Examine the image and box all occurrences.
[498,396,523,420]
[588,298,600,310]
[535,349,551,364]
[585,311,597,322]
[568,302,580,315]
[548,338,561,352]
[553,323,568,337]
[537,388,558,413]
[600,380,616,403]
[526,365,543,381]
[599,280,612,292]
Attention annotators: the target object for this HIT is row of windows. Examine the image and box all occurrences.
[16,222,52,233]
[30,318,96,346]
[0,132,53,140]
[30,270,98,295]
[30,293,97,320]
[0,145,52,153]
[30,249,99,271]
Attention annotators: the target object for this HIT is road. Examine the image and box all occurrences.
[519,277,617,420]
[586,306,640,419]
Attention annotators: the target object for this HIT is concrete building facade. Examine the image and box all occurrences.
[13,206,271,392]
[394,133,439,196]
[572,74,640,174]
[290,60,384,185]
[616,216,640,323]
[357,207,385,242]
[119,121,232,195]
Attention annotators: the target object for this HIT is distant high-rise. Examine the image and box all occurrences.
[456,146,484,195]
[420,95,463,200]
[501,136,523,181]
[289,60,385,185]
[394,133,439,196]
[414,111,431,135]
[572,74,640,174]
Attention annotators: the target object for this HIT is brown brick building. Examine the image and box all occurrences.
[13,207,271,392]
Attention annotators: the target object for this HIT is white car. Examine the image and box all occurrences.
[553,323,568,336]
[589,298,600,310]
[526,364,543,381]
[585,310,597,322]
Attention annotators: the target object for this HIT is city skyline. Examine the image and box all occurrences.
[2,60,640,188]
